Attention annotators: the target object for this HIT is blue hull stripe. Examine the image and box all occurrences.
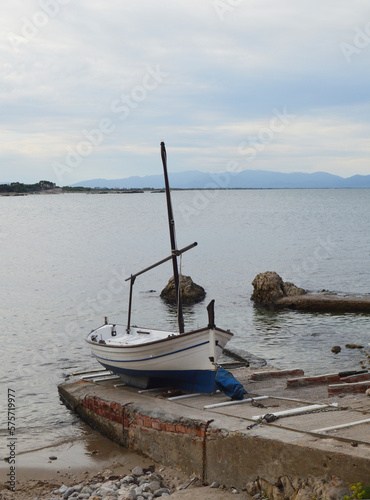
[93,340,209,364]
[98,363,217,393]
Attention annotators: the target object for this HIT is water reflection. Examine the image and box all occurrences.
[159,297,204,330]
[249,306,369,375]
[1,190,369,456]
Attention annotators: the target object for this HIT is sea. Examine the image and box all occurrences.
[0,189,369,458]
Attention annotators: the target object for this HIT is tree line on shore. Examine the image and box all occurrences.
[0,180,57,193]
[0,181,148,193]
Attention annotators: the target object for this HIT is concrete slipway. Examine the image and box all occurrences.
[58,365,370,490]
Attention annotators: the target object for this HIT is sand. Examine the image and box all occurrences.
[0,428,250,499]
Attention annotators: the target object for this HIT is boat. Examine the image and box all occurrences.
[86,142,234,393]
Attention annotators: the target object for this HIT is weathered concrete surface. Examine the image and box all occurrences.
[58,370,370,490]
[222,345,267,367]
[275,293,370,313]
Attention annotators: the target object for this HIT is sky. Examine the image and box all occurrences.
[1,0,370,185]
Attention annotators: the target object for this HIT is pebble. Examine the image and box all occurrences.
[81,486,93,495]
[122,475,135,484]
[148,481,161,491]
[42,467,176,499]
[132,466,144,477]
[154,487,171,496]
[63,486,75,498]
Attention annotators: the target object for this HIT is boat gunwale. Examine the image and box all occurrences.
[86,325,233,349]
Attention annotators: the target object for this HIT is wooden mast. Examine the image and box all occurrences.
[160,142,185,334]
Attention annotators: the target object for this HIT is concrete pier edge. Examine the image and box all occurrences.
[275,293,370,313]
[58,379,370,489]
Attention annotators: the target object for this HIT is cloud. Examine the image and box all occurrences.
[1,0,369,184]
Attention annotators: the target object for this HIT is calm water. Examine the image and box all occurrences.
[0,189,369,454]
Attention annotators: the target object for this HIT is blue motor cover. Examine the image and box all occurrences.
[215,366,247,400]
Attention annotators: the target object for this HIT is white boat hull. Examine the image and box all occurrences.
[86,324,233,392]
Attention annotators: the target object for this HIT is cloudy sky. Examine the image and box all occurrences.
[1,0,370,184]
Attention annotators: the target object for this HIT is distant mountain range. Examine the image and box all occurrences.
[71,170,370,189]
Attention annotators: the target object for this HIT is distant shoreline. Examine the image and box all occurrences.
[0,189,147,196]
[1,186,370,196]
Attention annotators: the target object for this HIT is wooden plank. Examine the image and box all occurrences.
[92,375,120,382]
[81,371,111,380]
[73,369,108,376]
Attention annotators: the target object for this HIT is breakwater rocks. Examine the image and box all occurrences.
[251,271,370,313]
[49,467,174,499]
[160,275,205,304]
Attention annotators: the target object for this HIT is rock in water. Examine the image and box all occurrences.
[251,271,306,306]
[160,275,205,304]
[282,281,306,297]
[251,271,284,305]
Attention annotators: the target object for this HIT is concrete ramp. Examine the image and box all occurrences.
[59,366,370,489]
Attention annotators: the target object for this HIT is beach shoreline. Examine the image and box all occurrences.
[0,430,249,499]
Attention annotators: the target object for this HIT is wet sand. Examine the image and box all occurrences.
[0,428,250,499]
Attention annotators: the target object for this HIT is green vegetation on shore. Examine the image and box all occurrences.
[62,185,94,192]
[0,180,148,194]
[0,180,57,193]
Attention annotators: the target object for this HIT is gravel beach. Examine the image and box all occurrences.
[0,431,250,500]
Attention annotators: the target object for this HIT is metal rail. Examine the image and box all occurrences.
[125,241,197,332]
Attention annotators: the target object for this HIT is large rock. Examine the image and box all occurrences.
[282,281,307,297]
[251,271,306,306]
[160,275,205,304]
